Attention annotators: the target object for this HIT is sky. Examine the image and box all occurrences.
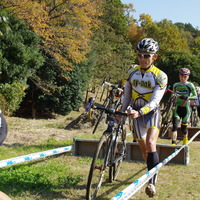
[121,0,200,29]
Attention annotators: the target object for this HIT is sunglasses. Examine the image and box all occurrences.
[180,74,189,76]
[137,53,154,58]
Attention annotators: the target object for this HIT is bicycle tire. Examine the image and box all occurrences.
[109,126,126,182]
[194,111,199,127]
[160,123,171,138]
[195,114,199,126]
[191,109,198,127]
[86,133,113,200]
[92,98,110,134]
[0,114,8,145]
[160,102,174,138]
[190,109,194,127]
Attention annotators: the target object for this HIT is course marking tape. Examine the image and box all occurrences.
[110,130,200,200]
[0,145,73,168]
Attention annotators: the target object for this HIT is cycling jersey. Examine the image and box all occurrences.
[172,82,197,107]
[122,64,168,115]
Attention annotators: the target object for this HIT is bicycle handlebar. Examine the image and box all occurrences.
[102,80,123,92]
[92,104,127,116]
[166,88,197,107]
[167,89,197,100]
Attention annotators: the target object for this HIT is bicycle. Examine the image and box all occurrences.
[160,87,198,138]
[86,104,127,200]
[160,89,176,138]
[89,79,124,134]
[160,89,190,138]
[190,105,199,127]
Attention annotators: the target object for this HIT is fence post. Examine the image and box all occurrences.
[184,145,190,165]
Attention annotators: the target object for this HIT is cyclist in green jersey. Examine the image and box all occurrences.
[171,68,197,145]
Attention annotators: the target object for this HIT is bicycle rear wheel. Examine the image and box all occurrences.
[191,109,198,127]
[160,123,171,138]
[160,102,174,138]
[86,133,112,200]
[109,127,126,182]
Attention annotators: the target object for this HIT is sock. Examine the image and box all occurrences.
[147,152,159,185]
[172,140,176,144]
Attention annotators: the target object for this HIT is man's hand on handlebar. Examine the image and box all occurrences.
[127,109,141,118]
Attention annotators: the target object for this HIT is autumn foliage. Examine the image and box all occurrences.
[1,0,103,67]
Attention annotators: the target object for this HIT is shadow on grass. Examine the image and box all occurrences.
[96,166,147,200]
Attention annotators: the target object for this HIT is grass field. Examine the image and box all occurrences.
[0,109,200,200]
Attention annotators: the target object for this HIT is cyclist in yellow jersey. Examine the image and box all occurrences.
[121,38,168,197]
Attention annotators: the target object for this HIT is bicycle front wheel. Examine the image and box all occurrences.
[109,127,126,182]
[86,133,112,200]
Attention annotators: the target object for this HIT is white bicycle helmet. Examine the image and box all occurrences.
[137,38,159,53]
[195,86,200,92]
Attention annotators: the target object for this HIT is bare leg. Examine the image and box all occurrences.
[146,127,159,153]
[137,139,147,161]
[171,131,177,144]
[0,191,12,200]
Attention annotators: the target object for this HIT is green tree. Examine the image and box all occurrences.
[0,10,44,115]
[17,53,95,117]
[175,22,200,38]
[138,16,190,55]
[0,12,11,36]
[158,50,200,87]
[90,0,134,86]
[1,0,102,67]
[190,37,200,56]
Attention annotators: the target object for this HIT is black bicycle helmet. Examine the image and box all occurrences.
[137,38,159,53]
